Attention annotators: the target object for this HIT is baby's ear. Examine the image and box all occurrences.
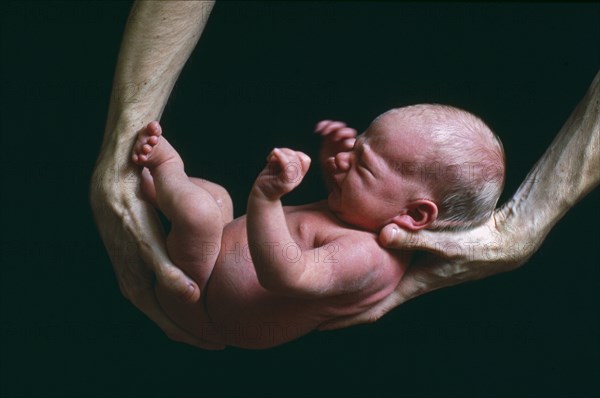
[391,200,438,231]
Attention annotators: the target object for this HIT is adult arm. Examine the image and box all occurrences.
[320,70,600,330]
[89,1,221,348]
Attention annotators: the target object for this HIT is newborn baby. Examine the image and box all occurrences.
[131,104,505,349]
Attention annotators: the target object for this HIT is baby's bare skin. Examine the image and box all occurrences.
[132,122,408,349]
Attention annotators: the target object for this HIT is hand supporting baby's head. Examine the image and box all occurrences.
[326,104,505,232]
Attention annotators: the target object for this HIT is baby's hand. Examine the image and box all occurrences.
[315,120,357,166]
[254,148,311,200]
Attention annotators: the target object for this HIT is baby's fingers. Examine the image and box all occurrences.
[340,137,356,150]
[331,127,357,142]
[277,148,311,181]
[268,147,293,166]
[314,120,336,132]
[295,151,312,176]
[315,120,346,136]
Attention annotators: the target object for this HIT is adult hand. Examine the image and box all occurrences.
[91,146,224,349]
[90,1,222,348]
[320,70,600,330]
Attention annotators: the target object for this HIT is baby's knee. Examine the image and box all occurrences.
[191,179,233,222]
[175,192,223,233]
[211,185,234,222]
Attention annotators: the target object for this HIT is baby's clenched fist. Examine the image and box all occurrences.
[253,148,311,200]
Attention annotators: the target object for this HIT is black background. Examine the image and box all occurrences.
[1,1,599,397]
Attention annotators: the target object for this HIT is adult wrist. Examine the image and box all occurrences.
[493,202,541,266]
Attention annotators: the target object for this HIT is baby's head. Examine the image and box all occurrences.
[327,104,505,232]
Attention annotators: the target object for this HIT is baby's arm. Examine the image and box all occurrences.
[247,149,384,298]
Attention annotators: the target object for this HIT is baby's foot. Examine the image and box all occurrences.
[131,121,180,169]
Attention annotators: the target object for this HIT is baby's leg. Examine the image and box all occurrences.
[141,169,233,224]
[132,121,225,288]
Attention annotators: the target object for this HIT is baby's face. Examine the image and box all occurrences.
[327,113,428,231]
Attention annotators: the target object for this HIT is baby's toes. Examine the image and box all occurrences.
[146,121,162,135]
[132,137,153,164]
[147,135,159,145]
[142,143,153,155]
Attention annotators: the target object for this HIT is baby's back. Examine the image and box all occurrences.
[203,201,409,349]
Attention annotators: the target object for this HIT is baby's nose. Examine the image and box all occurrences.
[334,151,351,172]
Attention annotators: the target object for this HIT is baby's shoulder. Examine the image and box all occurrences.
[283,202,372,243]
[327,228,394,262]
[322,225,412,279]
[284,202,409,262]
[282,202,343,246]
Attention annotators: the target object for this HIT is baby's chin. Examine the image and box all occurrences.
[327,197,378,232]
[326,191,340,210]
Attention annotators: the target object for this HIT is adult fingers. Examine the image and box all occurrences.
[378,224,455,257]
[132,287,225,350]
[134,211,202,303]
[378,222,501,262]
[318,290,406,331]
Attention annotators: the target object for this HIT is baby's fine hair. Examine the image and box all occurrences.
[383,104,505,230]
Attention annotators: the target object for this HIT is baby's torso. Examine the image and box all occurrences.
[201,201,410,349]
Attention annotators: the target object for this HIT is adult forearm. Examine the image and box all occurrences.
[101,0,214,158]
[498,70,600,247]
